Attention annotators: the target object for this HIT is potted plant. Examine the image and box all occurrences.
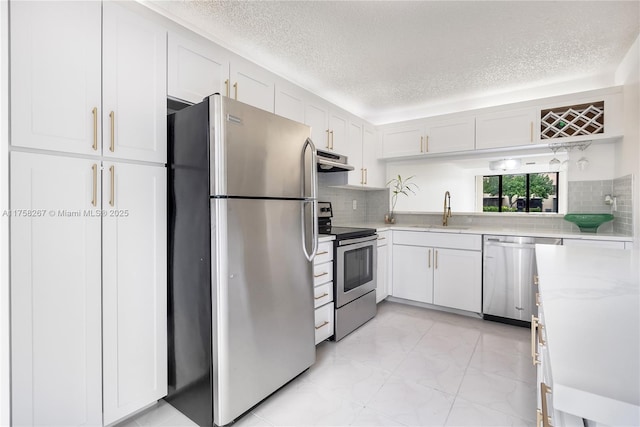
[385,175,418,224]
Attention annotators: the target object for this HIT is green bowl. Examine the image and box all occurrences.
[564,213,614,233]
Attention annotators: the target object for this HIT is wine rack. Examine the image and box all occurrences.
[540,101,604,139]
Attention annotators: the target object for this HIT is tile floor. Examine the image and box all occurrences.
[120,301,536,427]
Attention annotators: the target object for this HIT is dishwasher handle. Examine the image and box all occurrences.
[485,241,536,250]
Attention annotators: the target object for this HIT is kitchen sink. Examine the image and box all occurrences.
[406,224,469,230]
[564,213,614,232]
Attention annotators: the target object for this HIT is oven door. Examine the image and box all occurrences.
[335,235,377,308]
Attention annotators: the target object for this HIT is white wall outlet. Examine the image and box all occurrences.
[352,200,357,210]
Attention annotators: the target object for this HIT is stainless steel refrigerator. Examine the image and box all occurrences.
[166,94,318,426]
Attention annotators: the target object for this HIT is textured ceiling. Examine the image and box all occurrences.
[146,1,640,124]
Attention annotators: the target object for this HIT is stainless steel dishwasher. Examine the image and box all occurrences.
[483,235,562,325]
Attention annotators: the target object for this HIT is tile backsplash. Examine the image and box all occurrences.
[318,173,634,236]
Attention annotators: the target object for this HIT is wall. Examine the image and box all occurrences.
[614,35,640,247]
[0,1,10,424]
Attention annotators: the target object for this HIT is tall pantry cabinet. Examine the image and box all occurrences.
[9,1,167,426]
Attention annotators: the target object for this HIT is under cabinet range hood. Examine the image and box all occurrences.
[316,149,355,173]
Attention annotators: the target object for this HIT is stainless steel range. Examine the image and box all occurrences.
[318,202,377,340]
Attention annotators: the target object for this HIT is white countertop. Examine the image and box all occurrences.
[535,244,640,425]
[335,222,633,242]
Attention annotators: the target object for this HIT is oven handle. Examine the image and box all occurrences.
[337,234,377,246]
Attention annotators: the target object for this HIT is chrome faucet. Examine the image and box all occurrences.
[443,191,452,226]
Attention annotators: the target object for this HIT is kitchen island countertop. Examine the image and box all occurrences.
[535,244,640,425]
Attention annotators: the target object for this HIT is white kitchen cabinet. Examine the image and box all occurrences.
[376,231,390,303]
[562,238,627,249]
[362,126,385,188]
[381,123,425,158]
[424,116,475,153]
[475,107,537,150]
[10,1,102,155]
[102,162,167,425]
[274,79,306,124]
[168,32,231,104]
[305,100,330,150]
[11,1,167,163]
[102,2,167,163]
[344,120,364,186]
[392,231,482,312]
[10,152,102,426]
[329,110,349,154]
[432,248,481,312]
[392,245,433,303]
[314,239,335,344]
[230,56,275,113]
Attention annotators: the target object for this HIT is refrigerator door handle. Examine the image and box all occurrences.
[301,138,318,261]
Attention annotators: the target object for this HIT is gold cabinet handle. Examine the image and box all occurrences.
[314,271,329,278]
[425,135,429,152]
[225,79,230,97]
[109,111,115,152]
[530,121,534,143]
[315,321,329,330]
[233,82,238,99]
[378,236,386,240]
[531,315,540,365]
[325,129,330,149]
[92,107,98,151]
[435,249,438,269]
[536,409,542,427]
[420,136,424,153]
[314,292,329,300]
[109,165,115,207]
[535,292,540,307]
[317,250,329,255]
[540,382,552,427]
[361,168,364,185]
[538,322,546,346]
[329,130,334,149]
[534,275,539,286]
[91,164,98,207]
[428,249,431,268]
[364,168,368,185]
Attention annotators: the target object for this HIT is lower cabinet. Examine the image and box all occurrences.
[102,162,167,425]
[10,152,167,426]
[376,231,389,303]
[391,231,482,313]
[314,240,334,344]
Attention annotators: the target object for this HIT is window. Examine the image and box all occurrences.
[482,173,559,213]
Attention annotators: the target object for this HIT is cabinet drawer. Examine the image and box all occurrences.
[393,230,481,251]
[313,282,333,309]
[314,302,334,344]
[313,261,333,286]
[377,231,389,247]
[314,241,333,265]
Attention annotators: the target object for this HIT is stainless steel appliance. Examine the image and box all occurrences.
[316,149,355,173]
[318,202,377,340]
[483,235,561,325]
[167,94,318,427]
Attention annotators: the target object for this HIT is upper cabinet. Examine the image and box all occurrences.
[475,108,537,150]
[168,32,230,104]
[166,30,276,113]
[381,115,474,158]
[274,79,305,124]
[230,57,276,113]
[102,2,167,163]
[381,123,425,158]
[10,1,102,156]
[424,116,475,153]
[11,1,167,163]
[362,126,385,188]
[305,99,330,149]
